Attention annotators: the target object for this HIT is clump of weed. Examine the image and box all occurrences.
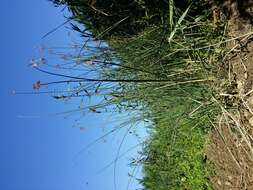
[38,1,228,189]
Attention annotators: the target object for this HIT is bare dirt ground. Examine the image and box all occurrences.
[205,1,253,189]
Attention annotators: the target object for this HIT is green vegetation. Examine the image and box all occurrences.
[49,0,208,37]
[107,23,222,189]
[44,1,228,189]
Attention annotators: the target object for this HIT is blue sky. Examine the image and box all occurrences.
[0,1,146,190]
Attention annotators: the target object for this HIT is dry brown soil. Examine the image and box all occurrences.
[205,1,253,189]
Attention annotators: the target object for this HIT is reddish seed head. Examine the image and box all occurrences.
[89,107,101,113]
[29,58,47,67]
[89,107,97,112]
[33,81,41,90]
[30,59,38,67]
[39,58,47,64]
[84,60,93,65]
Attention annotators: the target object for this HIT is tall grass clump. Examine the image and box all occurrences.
[103,16,224,189]
[40,1,228,189]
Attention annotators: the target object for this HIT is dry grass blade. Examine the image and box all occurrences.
[212,97,253,159]
[168,4,191,42]
[210,117,242,170]
[169,0,174,29]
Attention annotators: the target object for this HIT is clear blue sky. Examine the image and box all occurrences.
[0,1,146,190]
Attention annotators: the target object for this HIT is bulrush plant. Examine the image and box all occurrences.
[23,0,239,189]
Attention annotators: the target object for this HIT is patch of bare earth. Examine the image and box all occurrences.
[205,1,253,189]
